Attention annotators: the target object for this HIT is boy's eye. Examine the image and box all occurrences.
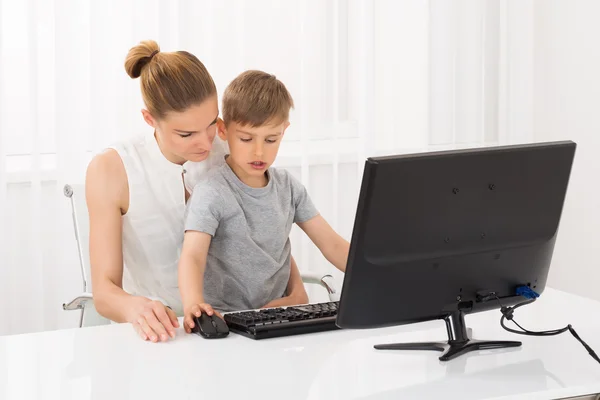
[178,133,192,138]
[240,138,252,142]
[266,139,278,143]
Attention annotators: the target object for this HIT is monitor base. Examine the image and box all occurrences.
[374,311,522,361]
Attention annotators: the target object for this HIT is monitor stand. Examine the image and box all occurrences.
[374,311,522,361]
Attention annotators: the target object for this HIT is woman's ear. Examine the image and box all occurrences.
[217,118,227,141]
[141,109,156,128]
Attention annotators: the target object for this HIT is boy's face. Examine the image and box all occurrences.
[218,120,289,178]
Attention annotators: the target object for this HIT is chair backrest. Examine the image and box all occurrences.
[64,183,111,327]
[64,184,92,293]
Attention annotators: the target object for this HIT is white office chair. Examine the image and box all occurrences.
[62,183,340,328]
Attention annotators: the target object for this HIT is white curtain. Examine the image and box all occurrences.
[0,0,534,336]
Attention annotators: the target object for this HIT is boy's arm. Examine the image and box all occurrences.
[178,230,219,333]
[262,256,308,308]
[286,170,348,272]
[297,215,350,272]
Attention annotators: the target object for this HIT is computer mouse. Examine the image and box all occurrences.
[192,313,229,339]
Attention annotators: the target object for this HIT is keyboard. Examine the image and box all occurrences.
[223,301,340,339]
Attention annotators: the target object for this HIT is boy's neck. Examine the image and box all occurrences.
[226,156,268,188]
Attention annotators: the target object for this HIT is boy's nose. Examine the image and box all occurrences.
[254,143,263,157]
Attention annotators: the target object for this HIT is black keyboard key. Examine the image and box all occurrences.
[224,301,340,340]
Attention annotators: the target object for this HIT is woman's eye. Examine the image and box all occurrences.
[179,133,192,138]
[240,138,252,142]
[266,139,277,143]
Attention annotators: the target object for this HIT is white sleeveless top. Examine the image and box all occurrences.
[109,133,228,316]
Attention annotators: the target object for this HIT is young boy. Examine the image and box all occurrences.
[178,70,349,333]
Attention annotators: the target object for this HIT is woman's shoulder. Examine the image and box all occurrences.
[87,133,142,180]
[87,134,146,175]
[106,134,146,157]
[86,148,129,211]
[87,134,147,180]
[86,134,148,210]
[87,148,125,179]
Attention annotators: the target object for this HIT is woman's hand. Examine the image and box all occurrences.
[183,302,223,334]
[127,297,180,342]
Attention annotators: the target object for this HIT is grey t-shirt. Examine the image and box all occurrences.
[184,161,319,312]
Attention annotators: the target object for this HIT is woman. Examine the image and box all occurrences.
[85,40,306,342]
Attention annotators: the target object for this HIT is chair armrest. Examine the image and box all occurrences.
[63,293,93,311]
[301,271,330,285]
[301,272,340,301]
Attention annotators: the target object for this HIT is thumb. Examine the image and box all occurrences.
[166,306,180,328]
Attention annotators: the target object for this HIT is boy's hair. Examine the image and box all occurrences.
[222,70,294,127]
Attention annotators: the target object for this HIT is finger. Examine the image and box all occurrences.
[154,306,176,339]
[184,314,196,331]
[132,322,148,341]
[138,317,158,342]
[214,311,224,320]
[191,304,202,317]
[183,317,194,334]
[199,303,214,316]
[166,307,180,329]
[145,311,169,342]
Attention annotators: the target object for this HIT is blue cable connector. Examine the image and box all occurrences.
[516,285,540,299]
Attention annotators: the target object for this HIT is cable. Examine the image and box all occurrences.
[494,295,600,365]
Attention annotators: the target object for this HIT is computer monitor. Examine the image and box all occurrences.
[336,140,576,361]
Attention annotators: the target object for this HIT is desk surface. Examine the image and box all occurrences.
[1,288,600,400]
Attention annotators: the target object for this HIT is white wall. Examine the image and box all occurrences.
[3,0,449,336]
[0,0,537,336]
[534,0,600,301]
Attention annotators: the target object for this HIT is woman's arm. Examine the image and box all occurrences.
[86,149,178,341]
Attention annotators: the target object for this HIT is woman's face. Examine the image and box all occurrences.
[142,95,219,164]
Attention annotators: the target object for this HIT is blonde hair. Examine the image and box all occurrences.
[124,40,216,119]
[222,70,294,127]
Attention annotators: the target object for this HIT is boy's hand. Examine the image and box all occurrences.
[183,303,223,333]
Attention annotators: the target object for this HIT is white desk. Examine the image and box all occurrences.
[1,288,600,400]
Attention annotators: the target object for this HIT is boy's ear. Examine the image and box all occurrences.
[141,109,156,128]
[282,121,290,136]
[217,118,227,141]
